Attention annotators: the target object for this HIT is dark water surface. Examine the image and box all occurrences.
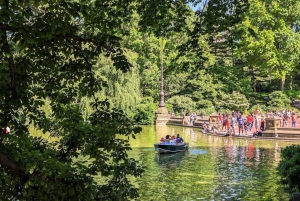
[128,125,300,201]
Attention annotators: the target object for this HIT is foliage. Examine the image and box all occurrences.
[267,91,291,110]
[166,95,196,115]
[198,107,216,116]
[3,0,300,198]
[134,97,156,125]
[0,0,193,200]
[95,54,141,118]
[248,104,267,114]
[210,64,252,95]
[137,0,192,36]
[284,90,300,99]
[184,69,222,103]
[165,103,173,114]
[278,145,300,198]
[196,99,213,109]
[236,0,300,91]
[215,91,250,112]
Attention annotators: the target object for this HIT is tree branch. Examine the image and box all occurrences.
[0,153,26,178]
[55,34,117,53]
[0,24,17,31]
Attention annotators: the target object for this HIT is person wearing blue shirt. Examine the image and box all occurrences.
[176,134,184,144]
[238,117,244,135]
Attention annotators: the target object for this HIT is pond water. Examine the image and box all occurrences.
[128,125,300,201]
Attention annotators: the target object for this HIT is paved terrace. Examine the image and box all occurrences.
[167,114,300,141]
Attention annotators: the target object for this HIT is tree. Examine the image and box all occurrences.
[0,0,191,199]
[236,0,300,91]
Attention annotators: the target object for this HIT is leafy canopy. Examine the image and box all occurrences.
[0,0,192,200]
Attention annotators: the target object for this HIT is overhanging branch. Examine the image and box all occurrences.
[0,153,26,178]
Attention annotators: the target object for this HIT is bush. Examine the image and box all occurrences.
[284,90,300,99]
[196,99,213,109]
[215,91,250,112]
[166,95,196,115]
[134,97,156,125]
[267,91,291,110]
[278,145,300,198]
[165,103,173,114]
[249,104,267,114]
[197,107,217,116]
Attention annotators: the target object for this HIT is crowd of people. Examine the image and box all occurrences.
[173,108,299,138]
[215,111,266,136]
[264,109,298,128]
[160,134,184,145]
[202,109,298,137]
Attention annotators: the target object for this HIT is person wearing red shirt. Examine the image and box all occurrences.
[247,115,253,131]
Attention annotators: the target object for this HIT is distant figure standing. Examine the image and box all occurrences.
[247,115,253,131]
[238,117,244,135]
[254,116,259,131]
[218,113,223,124]
[291,113,297,128]
[190,113,195,126]
[260,118,265,131]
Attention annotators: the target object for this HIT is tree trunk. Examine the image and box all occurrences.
[250,66,256,92]
[280,77,285,91]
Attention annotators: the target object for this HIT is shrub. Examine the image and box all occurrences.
[215,91,250,112]
[249,104,267,114]
[197,107,217,116]
[267,91,291,110]
[166,95,196,115]
[134,97,156,125]
[196,99,213,109]
[284,90,300,99]
[278,145,300,198]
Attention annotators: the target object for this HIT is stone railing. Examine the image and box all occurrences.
[167,115,209,127]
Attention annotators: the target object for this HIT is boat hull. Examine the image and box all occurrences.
[154,143,189,154]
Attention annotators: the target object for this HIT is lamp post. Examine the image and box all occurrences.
[159,38,165,107]
[156,37,169,124]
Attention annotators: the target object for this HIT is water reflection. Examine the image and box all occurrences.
[155,152,187,169]
[130,125,300,200]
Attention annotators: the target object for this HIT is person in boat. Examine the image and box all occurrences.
[165,135,171,145]
[171,135,176,144]
[176,134,184,144]
[160,137,165,144]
